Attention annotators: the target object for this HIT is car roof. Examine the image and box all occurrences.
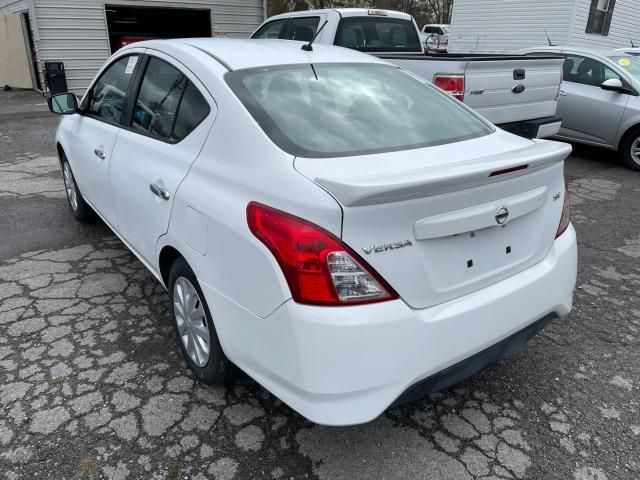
[128,38,388,71]
[266,8,412,21]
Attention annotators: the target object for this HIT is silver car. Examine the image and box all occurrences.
[522,46,640,171]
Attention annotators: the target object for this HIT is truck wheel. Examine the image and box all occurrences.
[61,156,95,222]
[168,257,234,385]
[621,128,640,171]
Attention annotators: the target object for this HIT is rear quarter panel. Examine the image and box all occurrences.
[160,71,343,319]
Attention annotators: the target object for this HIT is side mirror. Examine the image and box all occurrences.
[601,78,624,92]
[47,93,78,115]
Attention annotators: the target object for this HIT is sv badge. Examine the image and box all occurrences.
[363,240,413,255]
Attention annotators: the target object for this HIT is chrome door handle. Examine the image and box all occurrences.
[149,183,170,201]
[559,90,568,96]
[94,148,106,159]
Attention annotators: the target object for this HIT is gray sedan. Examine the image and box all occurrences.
[522,46,640,171]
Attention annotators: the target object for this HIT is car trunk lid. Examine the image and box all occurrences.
[295,133,571,309]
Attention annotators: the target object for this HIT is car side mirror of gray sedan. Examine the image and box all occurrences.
[47,93,78,115]
[601,78,624,92]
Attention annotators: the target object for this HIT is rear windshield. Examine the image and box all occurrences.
[334,17,422,53]
[226,63,493,158]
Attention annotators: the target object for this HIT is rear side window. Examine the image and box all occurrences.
[173,82,210,141]
[252,19,287,39]
[133,58,187,139]
[287,17,320,42]
[335,17,421,53]
[132,57,210,142]
[88,55,139,124]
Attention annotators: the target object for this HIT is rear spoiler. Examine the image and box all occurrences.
[315,140,571,207]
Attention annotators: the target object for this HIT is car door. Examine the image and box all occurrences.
[108,52,216,265]
[70,52,142,226]
[557,53,629,146]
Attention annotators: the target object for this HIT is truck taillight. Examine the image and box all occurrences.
[247,203,398,306]
[434,74,465,101]
[555,180,571,239]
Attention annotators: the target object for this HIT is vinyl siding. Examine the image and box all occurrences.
[2,0,264,95]
[567,0,640,48]
[448,0,575,53]
[448,0,640,53]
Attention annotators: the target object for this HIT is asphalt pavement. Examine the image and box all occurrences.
[0,90,638,480]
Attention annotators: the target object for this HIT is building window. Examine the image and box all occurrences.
[586,0,616,36]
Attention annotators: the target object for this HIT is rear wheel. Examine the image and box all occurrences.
[168,257,234,384]
[621,128,640,171]
[61,156,94,221]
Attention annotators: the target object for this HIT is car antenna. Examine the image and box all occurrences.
[629,33,636,48]
[544,28,555,47]
[302,20,329,52]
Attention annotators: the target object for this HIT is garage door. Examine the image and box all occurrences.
[105,5,212,53]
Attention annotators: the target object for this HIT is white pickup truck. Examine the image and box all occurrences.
[252,8,564,139]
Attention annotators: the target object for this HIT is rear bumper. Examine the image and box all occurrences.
[499,116,562,139]
[391,312,557,407]
[203,225,577,426]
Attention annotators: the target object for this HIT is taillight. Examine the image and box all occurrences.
[433,74,465,101]
[555,180,571,238]
[247,202,398,306]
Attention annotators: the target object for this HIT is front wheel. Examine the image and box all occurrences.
[61,157,94,221]
[168,257,234,385]
[621,128,640,171]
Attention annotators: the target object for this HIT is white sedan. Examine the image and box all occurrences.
[48,38,577,426]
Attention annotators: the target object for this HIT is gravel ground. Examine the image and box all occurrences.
[0,90,638,480]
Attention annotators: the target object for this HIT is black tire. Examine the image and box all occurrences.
[60,154,95,221]
[168,257,234,385]
[621,127,640,171]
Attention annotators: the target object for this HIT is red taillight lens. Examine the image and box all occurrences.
[247,202,398,306]
[555,180,571,238]
[433,74,465,101]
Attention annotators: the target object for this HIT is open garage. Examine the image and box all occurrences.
[105,5,212,53]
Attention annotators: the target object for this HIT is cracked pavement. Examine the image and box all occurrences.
[1,91,639,480]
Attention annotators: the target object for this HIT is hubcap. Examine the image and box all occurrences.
[63,162,78,211]
[632,137,640,165]
[173,277,211,368]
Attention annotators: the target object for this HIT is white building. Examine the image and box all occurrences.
[0,0,265,94]
[448,0,640,53]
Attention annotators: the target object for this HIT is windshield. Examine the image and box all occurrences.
[334,17,422,53]
[609,56,640,81]
[441,26,450,34]
[226,63,493,158]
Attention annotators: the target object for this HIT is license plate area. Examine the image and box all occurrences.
[422,218,541,294]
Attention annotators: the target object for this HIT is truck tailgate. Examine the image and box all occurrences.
[463,57,563,124]
[379,54,564,126]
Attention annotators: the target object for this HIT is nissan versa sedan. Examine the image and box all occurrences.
[48,39,577,426]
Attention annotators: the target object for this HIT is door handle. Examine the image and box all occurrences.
[149,183,170,201]
[94,148,106,159]
[559,90,568,96]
